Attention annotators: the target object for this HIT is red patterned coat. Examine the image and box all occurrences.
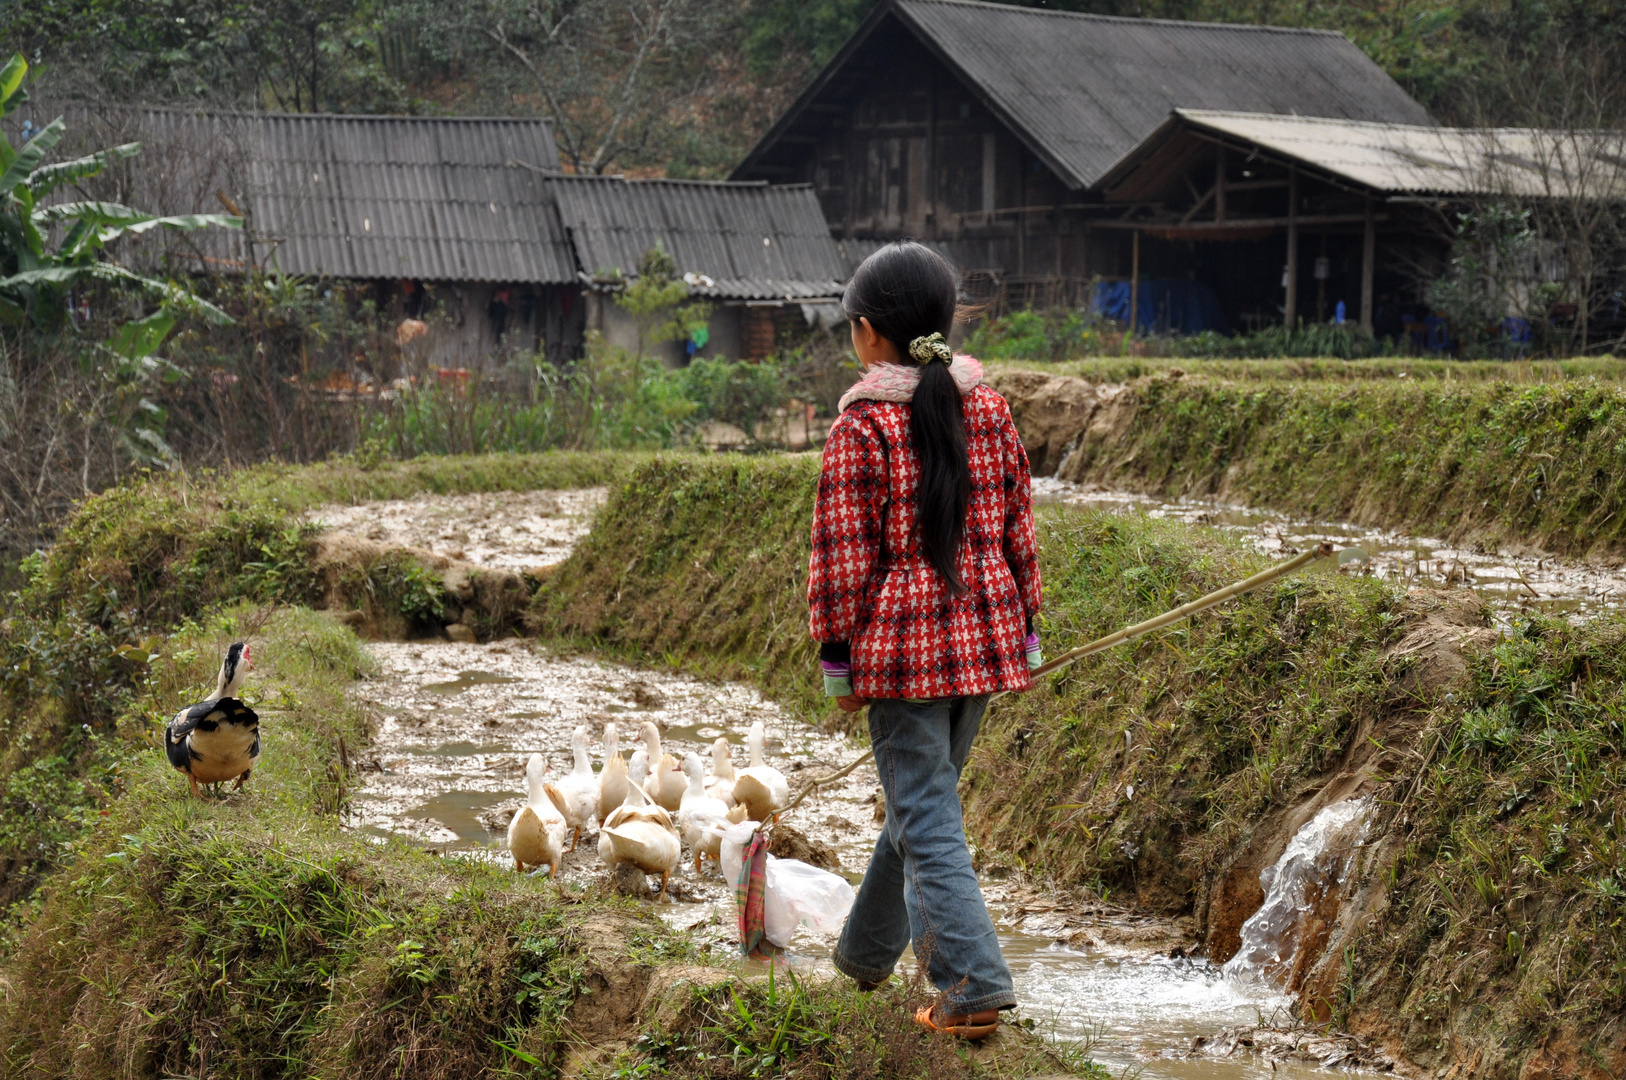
[807,380,1041,699]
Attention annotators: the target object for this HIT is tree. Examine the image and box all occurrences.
[614,243,710,356]
[479,0,733,173]
[3,0,405,114]
[0,54,238,334]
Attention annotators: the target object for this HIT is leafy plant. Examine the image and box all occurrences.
[0,53,240,335]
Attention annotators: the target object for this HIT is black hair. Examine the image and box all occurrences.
[843,241,969,594]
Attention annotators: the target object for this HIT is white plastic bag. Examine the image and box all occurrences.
[763,857,854,945]
[721,821,855,948]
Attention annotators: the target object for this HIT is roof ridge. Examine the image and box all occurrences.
[898,0,1345,38]
[1178,108,1439,130]
[550,172,775,188]
[90,103,555,125]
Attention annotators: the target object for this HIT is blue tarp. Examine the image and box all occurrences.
[1091,279,1229,336]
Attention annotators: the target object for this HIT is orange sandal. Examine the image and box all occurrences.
[914,1003,999,1041]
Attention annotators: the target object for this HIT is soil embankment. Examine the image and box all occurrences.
[989,366,1626,559]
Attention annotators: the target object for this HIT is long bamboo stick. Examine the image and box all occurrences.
[993,540,1335,699]
[778,541,1336,816]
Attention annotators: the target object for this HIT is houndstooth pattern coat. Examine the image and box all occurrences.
[807,381,1041,700]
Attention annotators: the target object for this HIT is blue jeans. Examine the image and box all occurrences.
[833,695,1015,1014]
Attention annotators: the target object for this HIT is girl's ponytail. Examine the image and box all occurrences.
[842,243,970,594]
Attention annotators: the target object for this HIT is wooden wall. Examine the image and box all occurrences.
[795,32,1114,289]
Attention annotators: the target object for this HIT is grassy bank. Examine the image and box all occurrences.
[527,454,827,723]
[534,455,1626,1078]
[997,368,1626,559]
[0,449,650,906]
[0,607,1040,1078]
[0,450,1072,1078]
[986,356,1626,383]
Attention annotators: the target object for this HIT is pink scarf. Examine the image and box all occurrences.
[838,354,984,414]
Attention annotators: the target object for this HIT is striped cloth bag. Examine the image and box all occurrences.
[735,828,780,960]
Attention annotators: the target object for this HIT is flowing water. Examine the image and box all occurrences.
[328,487,1395,1076]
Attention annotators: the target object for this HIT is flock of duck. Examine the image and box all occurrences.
[509,718,790,901]
[163,643,791,903]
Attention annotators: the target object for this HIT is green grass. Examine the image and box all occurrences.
[961,511,1405,905]
[530,454,1626,1075]
[1006,371,1626,559]
[986,355,1626,383]
[527,454,828,724]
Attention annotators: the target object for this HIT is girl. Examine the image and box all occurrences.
[807,242,1042,1041]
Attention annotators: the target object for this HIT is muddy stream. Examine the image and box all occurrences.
[312,476,1622,1077]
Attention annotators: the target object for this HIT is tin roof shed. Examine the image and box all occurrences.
[1100,109,1626,201]
[71,107,578,283]
[548,175,848,300]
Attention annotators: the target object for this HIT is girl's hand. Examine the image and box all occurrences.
[836,694,870,713]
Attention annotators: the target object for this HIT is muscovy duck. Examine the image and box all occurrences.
[165,642,259,799]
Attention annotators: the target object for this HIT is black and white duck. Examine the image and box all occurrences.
[164,642,259,799]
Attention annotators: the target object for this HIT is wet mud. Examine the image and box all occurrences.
[308,488,606,571]
[1035,476,1626,619]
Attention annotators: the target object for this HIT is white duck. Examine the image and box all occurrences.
[551,725,598,852]
[732,720,790,824]
[507,752,568,877]
[678,752,733,875]
[597,721,629,823]
[600,751,682,901]
[639,721,686,812]
[704,737,737,808]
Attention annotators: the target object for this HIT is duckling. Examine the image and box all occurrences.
[508,752,568,876]
[551,725,599,852]
[165,642,259,799]
[597,721,628,823]
[704,737,737,808]
[732,720,790,824]
[639,721,686,812]
[678,752,732,876]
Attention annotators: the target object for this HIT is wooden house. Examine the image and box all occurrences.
[731,0,1437,332]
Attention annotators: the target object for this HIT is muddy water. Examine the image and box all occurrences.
[334,484,1367,1076]
[1035,475,1626,619]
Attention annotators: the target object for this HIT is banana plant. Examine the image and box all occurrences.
[0,52,242,346]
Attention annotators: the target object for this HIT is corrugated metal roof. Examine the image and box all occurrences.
[898,0,1432,190]
[735,0,1432,191]
[548,175,847,300]
[88,108,576,282]
[1153,110,1626,198]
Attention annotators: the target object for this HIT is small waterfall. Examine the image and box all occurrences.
[1223,798,1371,989]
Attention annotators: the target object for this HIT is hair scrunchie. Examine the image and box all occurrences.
[908,332,952,364]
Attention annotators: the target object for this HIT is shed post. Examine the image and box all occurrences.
[1214,148,1225,222]
[1129,230,1140,335]
[1360,197,1376,334]
[1284,168,1299,328]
